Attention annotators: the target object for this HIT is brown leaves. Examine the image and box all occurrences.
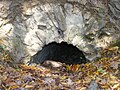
[102,46,119,58]
[0,46,120,89]
[66,64,81,72]
[0,39,4,44]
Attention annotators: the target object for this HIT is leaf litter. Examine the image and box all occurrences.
[0,46,120,90]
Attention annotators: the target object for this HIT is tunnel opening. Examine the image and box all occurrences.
[29,42,87,65]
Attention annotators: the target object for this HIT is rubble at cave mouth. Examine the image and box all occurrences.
[29,42,87,65]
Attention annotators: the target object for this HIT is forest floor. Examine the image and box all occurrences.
[0,46,120,90]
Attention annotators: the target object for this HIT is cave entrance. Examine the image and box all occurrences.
[30,42,87,65]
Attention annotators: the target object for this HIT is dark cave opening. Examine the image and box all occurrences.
[29,42,87,65]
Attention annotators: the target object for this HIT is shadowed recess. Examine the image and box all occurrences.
[29,42,87,65]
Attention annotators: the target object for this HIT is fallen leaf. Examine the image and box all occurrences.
[112,83,120,89]
[110,61,119,69]
[0,39,4,44]
[44,78,55,85]
[67,78,73,85]
[25,85,34,89]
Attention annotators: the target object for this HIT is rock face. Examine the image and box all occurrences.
[29,42,87,65]
[0,0,120,64]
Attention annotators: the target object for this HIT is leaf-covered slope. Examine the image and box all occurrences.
[0,46,120,90]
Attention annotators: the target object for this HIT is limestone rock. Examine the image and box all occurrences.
[0,0,120,64]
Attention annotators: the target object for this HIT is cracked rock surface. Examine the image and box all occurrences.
[0,0,120,64]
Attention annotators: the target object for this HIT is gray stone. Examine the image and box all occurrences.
[108,0,120,18]
[88,81,98,90]
[0,0,120,64]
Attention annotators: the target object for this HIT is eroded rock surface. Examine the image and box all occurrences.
[0,0,120,64]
